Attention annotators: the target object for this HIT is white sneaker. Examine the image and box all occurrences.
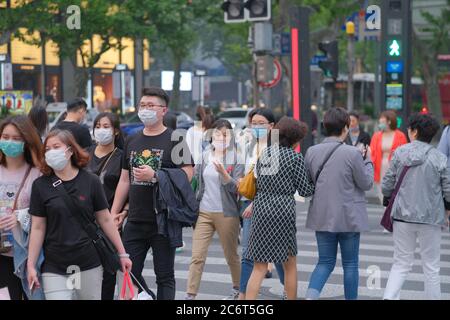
[185,293,196,300]
[138,291,153,300]
[383,228,390,233]
[222,288,239,300]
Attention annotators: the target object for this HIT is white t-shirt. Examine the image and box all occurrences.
[199,156,223,213]
[186,126,205,165]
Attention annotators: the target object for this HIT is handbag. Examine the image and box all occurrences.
[51,176,121,275]
[0,166,32,254]
[238,164,257,200]
[380,166,410,232]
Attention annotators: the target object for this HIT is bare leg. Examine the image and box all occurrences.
[245,262,268,300]
[283,256,297,300]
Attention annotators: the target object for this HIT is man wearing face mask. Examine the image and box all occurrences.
[345,112,371,147]
[52,98,93,149]
[111,87,194,300]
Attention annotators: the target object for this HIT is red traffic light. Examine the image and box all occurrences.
[420,106,429,114]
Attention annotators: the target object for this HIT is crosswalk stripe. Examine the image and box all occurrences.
[141,269,450,300]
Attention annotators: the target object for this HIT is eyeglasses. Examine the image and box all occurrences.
[139,103,166,110]
[251,122,270,127]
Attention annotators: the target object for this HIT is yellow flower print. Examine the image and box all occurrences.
[142,150,151,158]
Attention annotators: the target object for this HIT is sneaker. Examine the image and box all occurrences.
[176,241,185,253]
[281,291,288,300]
[222,288,239,300]
[383,228,390,234]
[265,271,273,279]
[185,294,196,300]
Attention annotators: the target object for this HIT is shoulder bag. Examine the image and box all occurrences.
[314,142,343,184]
[51,176,121,275]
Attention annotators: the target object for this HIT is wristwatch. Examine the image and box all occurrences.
[151,171,158,184]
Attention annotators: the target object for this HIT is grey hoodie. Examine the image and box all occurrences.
[382,140,450,226]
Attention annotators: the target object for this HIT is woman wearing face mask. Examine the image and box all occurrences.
[0,116,44,300]
[185,119,244,300]
[87,112,127,300]
[370,110,407,204]
[245,117,315,300]
[238,108,286,300]
[27,129,132,300]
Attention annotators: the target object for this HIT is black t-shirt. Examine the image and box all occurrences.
[87,146,123,209]
[122,128,192,223]
[29,169,109,275]
[53,121,93,149]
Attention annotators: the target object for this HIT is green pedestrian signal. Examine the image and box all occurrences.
[396,116,403,129]
[388,40,401,57]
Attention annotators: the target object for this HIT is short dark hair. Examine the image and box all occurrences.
[249,108,276,124]
[349,111,360,120]
[141,87,170,106]
[323,107,350,137]
[67,98,87,113]
[380,110,397,131]
[274,116,308,147]
[408,113,440,143]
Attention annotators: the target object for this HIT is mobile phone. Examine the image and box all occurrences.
[29,280,35,292]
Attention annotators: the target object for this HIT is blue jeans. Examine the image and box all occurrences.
[306,232,360,300]
[239,201,285,294]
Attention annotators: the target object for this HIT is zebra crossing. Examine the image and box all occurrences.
[141,201,450,300]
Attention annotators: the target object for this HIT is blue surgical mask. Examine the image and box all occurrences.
[0,140,25,158]
[252,128,268,139]
[378,123,387,131]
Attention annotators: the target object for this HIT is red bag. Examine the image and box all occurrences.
[120,271,135,300]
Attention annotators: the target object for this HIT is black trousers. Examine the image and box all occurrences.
[122,221,175,300]
[0,255,23,300]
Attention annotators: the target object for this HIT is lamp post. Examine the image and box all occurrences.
[195,70,206,106]
[346,21,355,112]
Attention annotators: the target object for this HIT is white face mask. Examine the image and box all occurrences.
[45,148,69,171]
[94,128,114,146]
[138,109,158,126]
[212,141,229,151]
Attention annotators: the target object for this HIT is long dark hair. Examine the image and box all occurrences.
[28,106,49,138]
[0,115,44,169]
[92,112,124,149]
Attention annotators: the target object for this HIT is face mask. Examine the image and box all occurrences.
[349,127,359,134]
[45,148,69,171]
[378,123,387,131]
[94,128,114,146]
[138,109,158,126]
[212,141,229,151]
[252,127,268,139]
[0,140,24,158]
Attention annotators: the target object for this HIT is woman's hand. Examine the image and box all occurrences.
[114,210,128,229]
[27,266,41,293]
[120,257,133,273]
[213,160,232,182]
[242,203,253,219]
[0,213,18,231]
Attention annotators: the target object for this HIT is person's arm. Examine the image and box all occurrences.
[111,169,130,227]
[351,148,374,192]
[381,150,399,197]
[216,162,245,193]
[294,153,315,197]
[438,127,450,158]
[181,165,194,182]
[96,209,132,272]
[26,216,46,291]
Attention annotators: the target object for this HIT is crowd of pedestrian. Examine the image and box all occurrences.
[0,86,449,301]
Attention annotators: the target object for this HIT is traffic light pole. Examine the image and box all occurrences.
[290,6,313,153]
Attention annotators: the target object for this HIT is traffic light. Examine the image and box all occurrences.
[318,40,339,80]
[244,0,271,21]
[221,0,245,23]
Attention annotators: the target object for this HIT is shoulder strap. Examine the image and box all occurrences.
[50,176,100,242]
[95,148,117,176]
[314,142,343,184]
[13,166,32,211]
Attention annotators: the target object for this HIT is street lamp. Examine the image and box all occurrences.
[195,70,207,106]
[346,21,355,112]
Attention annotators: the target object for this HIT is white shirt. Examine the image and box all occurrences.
[199,156,223,213]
